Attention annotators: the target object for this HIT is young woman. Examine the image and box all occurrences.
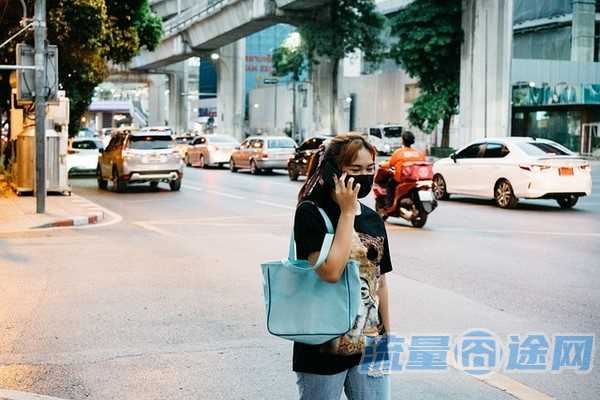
[293,133,393,400]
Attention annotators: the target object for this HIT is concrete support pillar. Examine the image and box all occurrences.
[216,40,246,140]
[167,62,189,134]
[168,71,179,132]
[148,75,168,127]
[571,0,596,62]
[95,113,103,130]
[458,0,513,149]
[311,58,335,135]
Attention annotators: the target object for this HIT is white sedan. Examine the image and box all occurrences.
[432,137,592,209]
[67,138,104,177]
[186,134,240,168]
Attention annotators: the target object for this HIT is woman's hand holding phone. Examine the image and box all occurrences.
[333,172,360,216]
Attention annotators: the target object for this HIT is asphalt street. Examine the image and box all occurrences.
[0,163,598,400]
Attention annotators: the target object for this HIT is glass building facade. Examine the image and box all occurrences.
[511,0,600,155]
[196,24,297,120]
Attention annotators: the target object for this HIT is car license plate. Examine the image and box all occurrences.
[559,167,574,176]
[418,190,434,202]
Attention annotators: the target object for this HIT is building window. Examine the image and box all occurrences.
[404,84,420,103]
[513,26,572,60]
[595,22,599,62]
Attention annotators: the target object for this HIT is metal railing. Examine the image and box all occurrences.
[162,0,232,38]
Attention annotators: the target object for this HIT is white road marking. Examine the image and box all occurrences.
[448,356,554,400]
[71,195,123,230]
[254,200,295,210]
[135,214,290,226]
[436,227,600,238]
[205,189,245,199]
[132,221,181,238]
[183,185,245,199]
[182,185,203,192]
[266,180,303,189]
[385,224,600,238]
[0,388,70,400]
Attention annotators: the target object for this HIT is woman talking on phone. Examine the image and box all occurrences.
[293,133,393,400]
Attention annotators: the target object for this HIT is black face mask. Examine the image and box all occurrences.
[346,174,374,198]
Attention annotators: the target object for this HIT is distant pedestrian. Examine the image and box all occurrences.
[293,133,393,400]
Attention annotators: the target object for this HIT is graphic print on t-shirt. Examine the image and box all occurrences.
[324,231,384,355]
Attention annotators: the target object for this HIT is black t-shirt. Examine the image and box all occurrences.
[292,200,393,375]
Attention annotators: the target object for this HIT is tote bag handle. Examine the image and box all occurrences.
[288,206,335,269]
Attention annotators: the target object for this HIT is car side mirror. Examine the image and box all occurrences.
[98,148,104,154]
[450,153,456,162]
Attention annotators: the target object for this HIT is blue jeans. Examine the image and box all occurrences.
[296,366,390,400]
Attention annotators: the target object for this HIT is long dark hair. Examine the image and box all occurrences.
[298,133,376,206]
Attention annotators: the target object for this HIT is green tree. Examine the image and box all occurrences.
[294,0,386,134]
[272,33,306,138]
[0,0,163,136]
[388,0,462,147]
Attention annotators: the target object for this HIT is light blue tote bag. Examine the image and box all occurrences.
[261,204,361,345]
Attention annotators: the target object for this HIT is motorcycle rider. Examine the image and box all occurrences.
[381,131,426,206]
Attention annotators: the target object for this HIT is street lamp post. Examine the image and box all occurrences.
[34,0,47,213]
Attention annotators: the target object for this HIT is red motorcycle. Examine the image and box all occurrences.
[373,162,438,228]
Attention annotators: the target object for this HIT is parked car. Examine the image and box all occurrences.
[229,136,297,174]
[364,125,404,155]
[97,128,184,192]
[174,135,196,159]
[287,136,329,181]
[67,138,104,177]
[186,134,239,168]
[432,137,592,209]
[100,128,113,148]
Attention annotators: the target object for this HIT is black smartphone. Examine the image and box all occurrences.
[322,159,356,190]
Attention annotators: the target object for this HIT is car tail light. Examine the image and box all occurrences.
[580,164,592,172]
[68,149,79,154]
[262,152,269,158]
[519,164,551,173]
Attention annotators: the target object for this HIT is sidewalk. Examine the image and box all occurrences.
[0,175,105,234]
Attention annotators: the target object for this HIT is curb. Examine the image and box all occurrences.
[34,210,104,229]
[0,388,70,400]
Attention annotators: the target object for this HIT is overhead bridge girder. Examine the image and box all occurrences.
[130,0,331,71]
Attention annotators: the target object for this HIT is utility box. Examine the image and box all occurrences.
[10,91,71,195]
[11,125,70,195]
[12,124,35,194]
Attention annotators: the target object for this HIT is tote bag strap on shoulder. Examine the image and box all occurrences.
[288,201,335,269]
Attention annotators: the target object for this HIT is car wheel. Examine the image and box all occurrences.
[199,155,206,169]
[375,198,389,221]
[494,180,518,209]
[411,213,428,228]
[149,181,159,191]
[557,195,578,209]
[169,178,182,191]
[288,167,299,181]
[229,158,238,172]
[97,165,108,190]
[432,174,449,200]
[113,168,127,193]
[250,159,260,175]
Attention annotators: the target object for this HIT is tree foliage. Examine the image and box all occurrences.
[388,0,462,144]
[278,0,385,133]
[272,45,305,81]
[0,0,163,136]
[299,0,386,64]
